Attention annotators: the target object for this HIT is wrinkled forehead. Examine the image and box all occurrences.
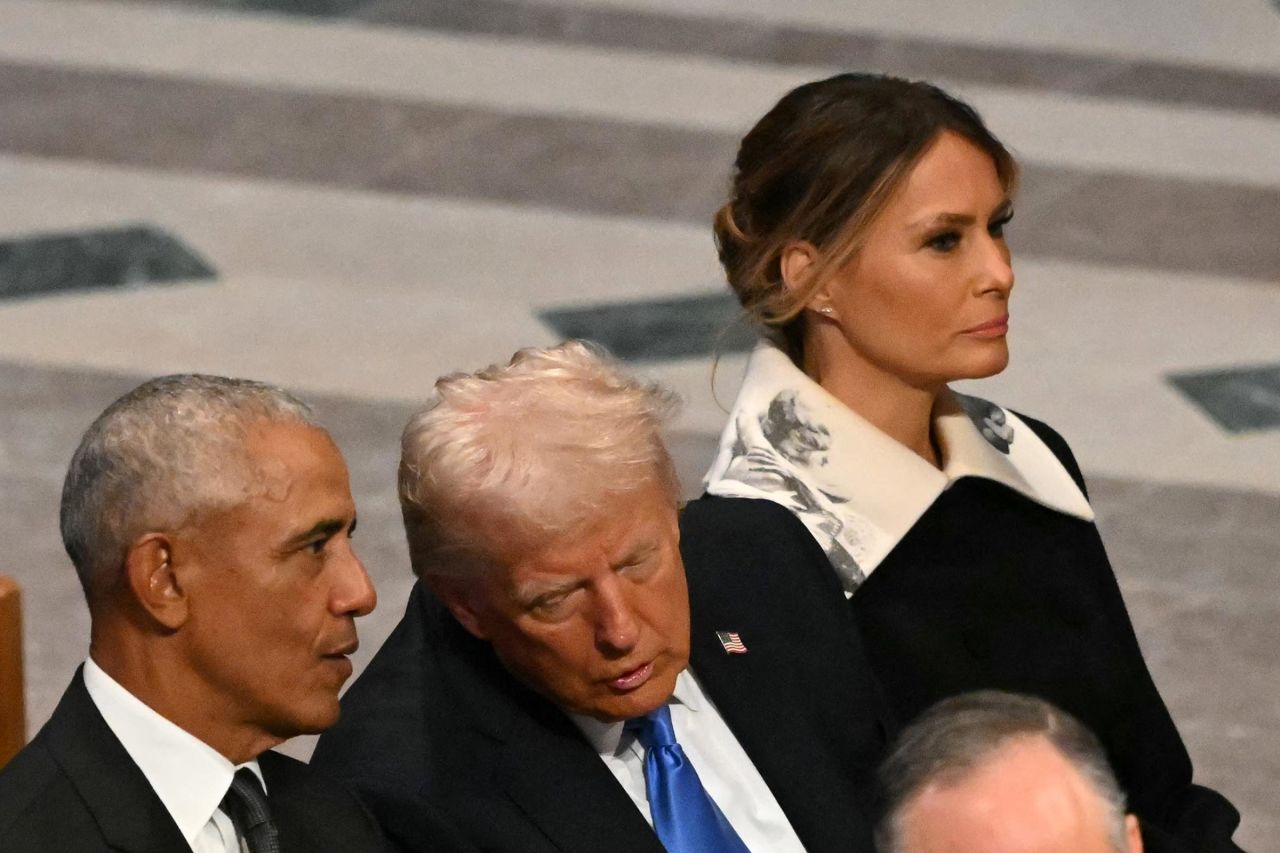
[480,483,681,579]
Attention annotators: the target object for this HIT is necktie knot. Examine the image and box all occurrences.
[220,768,280,853]
[626,704,678,750]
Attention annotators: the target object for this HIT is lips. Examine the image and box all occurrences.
[607,661,654,692]
[961,314,1010,336]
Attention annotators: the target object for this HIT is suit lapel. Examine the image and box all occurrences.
[687,546,889,853]
[495,703,665,853]
[41,669,191,853]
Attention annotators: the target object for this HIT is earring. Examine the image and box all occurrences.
[819,306,833,315]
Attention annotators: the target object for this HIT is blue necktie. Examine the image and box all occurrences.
[626,705,751,853]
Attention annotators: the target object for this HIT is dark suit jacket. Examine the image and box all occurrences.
[686,415,1245,853]
[311,513,895,853]
[0,669,388,852]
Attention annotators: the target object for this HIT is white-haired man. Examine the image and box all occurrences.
[0,375,393,851]
[875,690,1145,853]
[313,342,895,853]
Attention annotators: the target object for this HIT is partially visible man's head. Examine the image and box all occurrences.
[399,341,688,722]
[62,375,376,751]
[876,691,1143,853]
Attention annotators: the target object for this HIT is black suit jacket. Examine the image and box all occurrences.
[312,512,895,853]
[0,669,388,852]
[686,415,1245,853]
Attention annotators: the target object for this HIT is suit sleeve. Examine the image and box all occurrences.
[1020,415,1246,853]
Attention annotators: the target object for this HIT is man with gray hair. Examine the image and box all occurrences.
[875,690,1144,853]
[0,374,390,851]
[313,342,893,853]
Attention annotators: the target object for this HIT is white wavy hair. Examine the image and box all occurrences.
[399,341,681,579]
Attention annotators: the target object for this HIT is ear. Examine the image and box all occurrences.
[123,533,189,630]
[780,240,835,317]
[1124,814,1143,853]
[425,575,490,640]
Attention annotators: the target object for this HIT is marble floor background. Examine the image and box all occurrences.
[0,0,1276,848]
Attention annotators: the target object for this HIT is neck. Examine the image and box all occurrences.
[89,624,281,764]
[802,339,944,469]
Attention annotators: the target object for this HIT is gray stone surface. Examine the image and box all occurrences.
[2,60,1278,282]
[83,0,1280,116]
[0,224,215,300]
[1,360,1275,849]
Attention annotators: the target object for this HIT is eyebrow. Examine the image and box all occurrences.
[910,200,1013,230]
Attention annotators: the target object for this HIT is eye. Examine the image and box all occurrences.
[306,537,330,556]
[989,210,1014,239]
[528,591,575,620]
[925,230,961,253]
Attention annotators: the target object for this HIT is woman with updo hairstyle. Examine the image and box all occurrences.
[681,74,1243,852]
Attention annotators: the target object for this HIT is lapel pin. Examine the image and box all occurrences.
[716,631,748,655]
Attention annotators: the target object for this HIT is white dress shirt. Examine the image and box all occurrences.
[569,669,805,853]
[83,658,266,853]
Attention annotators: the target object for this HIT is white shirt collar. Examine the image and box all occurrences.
[82,658,266,846]
[568,669,702,757]
[704,342,1093,587]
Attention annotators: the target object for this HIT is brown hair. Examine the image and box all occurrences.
[713,73,1018,362]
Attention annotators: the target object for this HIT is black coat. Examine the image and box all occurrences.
[311,526,895,853]
[683,415,1244,853]
[0,669,389,852]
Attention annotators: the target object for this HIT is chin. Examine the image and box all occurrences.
[954,349,1009,381]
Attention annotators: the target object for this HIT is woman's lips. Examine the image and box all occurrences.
[962,314,1010,337]
[609,661,654,691]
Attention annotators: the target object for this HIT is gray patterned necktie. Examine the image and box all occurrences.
[219,767,281,853]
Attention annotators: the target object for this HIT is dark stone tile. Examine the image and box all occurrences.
[89,0,1280,117]
[0,225,216,301]
[2,60,1277,282]
[539,292,756,361]
[1168,363,1280,433]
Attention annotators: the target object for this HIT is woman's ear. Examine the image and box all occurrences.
[780,240,817,297]
[780,241,834,317]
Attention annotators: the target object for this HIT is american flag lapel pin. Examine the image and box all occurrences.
[716,630,748,655]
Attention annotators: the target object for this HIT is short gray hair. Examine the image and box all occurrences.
[60,374,318,602]
[399,341,680,579]
[875,691,1130,853]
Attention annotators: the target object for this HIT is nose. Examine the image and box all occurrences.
[332,545,377,618]
[979,233,1014,297]
[593,578,640,654]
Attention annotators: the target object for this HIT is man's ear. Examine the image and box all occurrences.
[1124,814,1143,853]
[123,533,189,630]
[780,240,834,317]
[425,575,490,640]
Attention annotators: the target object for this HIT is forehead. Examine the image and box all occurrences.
[491,482,677,584]
[239,422,353,514]
[905,737,1108,852]
[885,132,1006,219]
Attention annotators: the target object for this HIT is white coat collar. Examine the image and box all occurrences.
[703,342,1094,592]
